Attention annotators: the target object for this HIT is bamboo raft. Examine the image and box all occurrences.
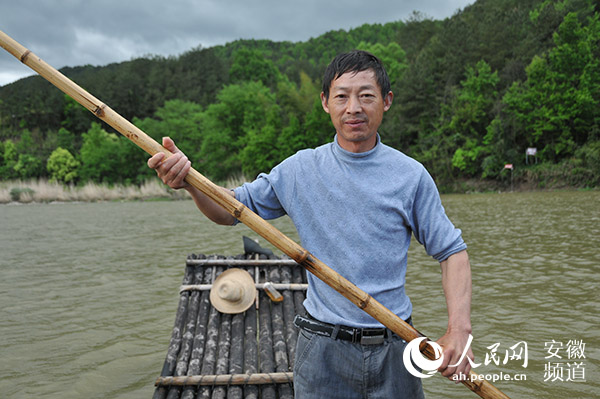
[153,251,307,399]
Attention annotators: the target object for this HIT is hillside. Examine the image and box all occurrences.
[0,0,598,190]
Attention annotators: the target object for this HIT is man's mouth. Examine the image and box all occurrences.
[344,119,366,128]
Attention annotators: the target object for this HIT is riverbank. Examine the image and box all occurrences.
[1,172,596,204]
[0,179,189,204]
[1,174,253,204]
[440,162,599,193]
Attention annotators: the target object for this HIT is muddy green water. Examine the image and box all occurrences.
[0,191,598,398]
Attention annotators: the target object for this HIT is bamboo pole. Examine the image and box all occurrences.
[179,282,308,293]
[242,270,259,398]
[227,305,245,399]
[165,266,202,399]
[186,259,299,267]
[258,284,277,398]
[156,372,294,387]
[213,311,233,398]
[269,264,294,399]
[181,266,213,399]
[0,30,509,399]
[281,265,300,366]
[198,268,222,399]
[153,262,194,399]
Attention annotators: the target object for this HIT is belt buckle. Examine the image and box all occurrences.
[359,328,385,345]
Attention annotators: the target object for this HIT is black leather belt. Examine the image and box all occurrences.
[293,314,411,345]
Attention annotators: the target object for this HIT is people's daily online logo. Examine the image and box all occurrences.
[403,335,588,384]
[403,334,528,383]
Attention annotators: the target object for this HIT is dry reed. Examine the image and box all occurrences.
[0,179,190,204]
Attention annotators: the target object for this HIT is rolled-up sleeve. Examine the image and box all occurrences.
[233,172,287,223]
[410,169,467,262]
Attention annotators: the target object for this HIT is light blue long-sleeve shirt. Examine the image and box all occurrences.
[234,135,466,328]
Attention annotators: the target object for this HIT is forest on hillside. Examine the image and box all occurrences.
[0,0,598,192]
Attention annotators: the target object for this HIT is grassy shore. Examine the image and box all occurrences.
[0,179,189,204]
[0,175,250,204]
[3,171,595,204]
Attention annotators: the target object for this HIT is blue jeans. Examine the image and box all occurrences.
[294,329,425,398]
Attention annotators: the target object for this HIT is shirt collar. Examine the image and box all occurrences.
[333,133,381,159]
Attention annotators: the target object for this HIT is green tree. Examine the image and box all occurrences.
[240,105,282,178]
[276,71,320,121]
[8,130,46,179]
[198,82,278,180]
[130,99,206,184]
[173,47,228,106]
[447,60,500,176]
[394,41,440,150]
[62,94,93,136]
[503,12,600,161]
[229,48,282,88]
[408,60,501,183]
[0,139,18,179]
[357,41,407,88]
[301,97,335,149]
[47,147,80,183]
[16,129,35,154]
[276,114,303,160]
[78,122,123,183]
[134,99,204,162]
[13,154,43,179]
[57,127,76,153]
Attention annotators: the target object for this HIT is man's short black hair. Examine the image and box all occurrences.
[322,50,391,100]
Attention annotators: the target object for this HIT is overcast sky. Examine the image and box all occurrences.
[0,0,474,87]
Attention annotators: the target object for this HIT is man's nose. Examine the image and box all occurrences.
[346,95,362,113]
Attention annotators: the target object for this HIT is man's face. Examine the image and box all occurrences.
[321,69,393,153]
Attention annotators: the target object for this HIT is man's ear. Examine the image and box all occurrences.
[383,91,393,112]
[320,92,330,114]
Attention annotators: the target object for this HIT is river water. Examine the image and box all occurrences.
[0,191,598,398]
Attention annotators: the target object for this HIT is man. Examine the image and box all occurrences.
[148,50,473,398]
